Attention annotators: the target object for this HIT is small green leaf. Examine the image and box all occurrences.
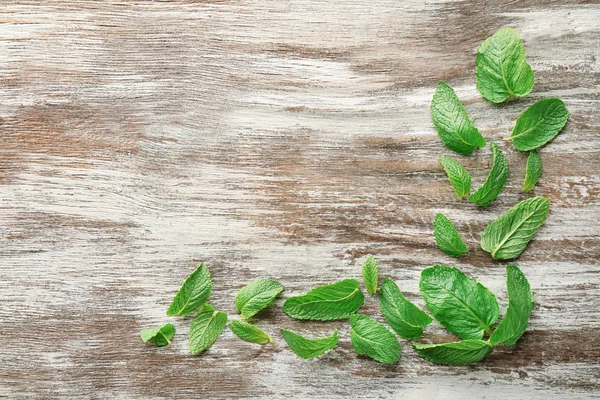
[439,155,471,199]
[420,265,499,340]
[349,314,401,364]
[380,279,432,340]
[189,304,228,354]
[522,151,542,192]
[362,256,379,295]
[508,98,568,151]
[280,329,338,359]
[431,81,486,155]
[468,142,509,207]
[235,278,284,319]
[167,263,212,317]
[480,196,550,260]
[282,279,364,321]
[489,265,535,346]
[433,213,468,258]
[413,340,493,365]
[230,320,274,345]
[140,323,175,346]
[476,27,534,103]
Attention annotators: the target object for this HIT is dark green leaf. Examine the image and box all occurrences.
[508,98,568,151]
[167,263,212,317]
[140,323,175,347]
[230,320,274,345]
[349,314,401,364]
[431,81,486,155]
[522,151,542,192]
[413,340,493,365]
[280,329,338,359]
[380,279,432,340]
[433,213,469,258]
[468,142,509,207]
[235,278,283,319]
[439,155,471,199]
[480,196,550,260]
[189,304,227,354]
[362,256,379,295]
[420,265,499,340]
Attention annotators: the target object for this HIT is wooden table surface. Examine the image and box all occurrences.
[1,1,599,399]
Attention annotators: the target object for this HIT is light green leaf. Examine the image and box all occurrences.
[380,279,432,340]
[420,265,499,340]
[280,329,338,359]
[282,279,364,321]
[140,323,175,346]
[433,213,469,258]
[507,98,568,151]
[522,151,542,192]
[189,304,228,354]
[475,27,534,103]
[349,314,401,364]
[167,263,212,317]
[431,81,486,156]
[362,256,379,295]
[413,340,493,365]
[439,155,471,199]
[468,142,509,207]
[230,320,274,345]
[489,265,535,346]
[235,278,284,319]
[480,196,550,260]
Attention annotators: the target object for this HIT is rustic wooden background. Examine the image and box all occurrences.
[1,1,599,399]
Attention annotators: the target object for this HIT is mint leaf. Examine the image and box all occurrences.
[230,320,274,345]
[362,256,379,295]
[489,265,535,346]
[349,314,401,364]
[508,98,568,151]
[280,329,338,359]
[439,155,471,199]
[468,142,509,207]
[475,27,534,103]
[140,323,175,346]
[167,263,212,317]
[413,340,493,365]
[235,278,283,319]
[480,196,550,260]
[522,151,542,192]
[433,213,468,258]
[420,265,499,340]
[189,304,227,354]
[380,279,432,340]
[431,81,486,155]
[282,279,364,321]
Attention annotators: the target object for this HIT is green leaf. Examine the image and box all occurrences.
[507,98,568,151]
[433,213,469,258]
[229,320,274,345]
[468,142,509,207]
[420,265,499,340]
[431,81,486,156]
[349,314,401,364]
[282,279,364,321]
[489,265,535,346]
[189,304,228,354]
[475,27,534,103]
[439,155,471,199]
[167,263,212,317]
[280,329,339,359]
[235,278,284,319]
[140,323,175,346]
[362,256,379,295]
[480,196,550,260]
[413,340,493,365]
[380,279,432,340]
[522,151,542,192]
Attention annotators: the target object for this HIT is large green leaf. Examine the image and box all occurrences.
[468,142,509,207]
[167,263,212,317]
[280,329,338,359]
[189,304,227,354]
[349,314,401,364]
[476,28,534,103]
[433,213,469,258]
[413,340,493,365]
[439,155,471,199]
[489,265,535,346]
[431,81,486,155]
[282,279,364,321]
[480,196,550,260]
[235,278,283,319]
[420,265,499,340]
[508,98,568,151]
[380,279,432,340]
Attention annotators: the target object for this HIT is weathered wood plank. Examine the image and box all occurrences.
[0,1,599,398]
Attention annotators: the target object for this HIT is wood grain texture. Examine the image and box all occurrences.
[1,1,599,398]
